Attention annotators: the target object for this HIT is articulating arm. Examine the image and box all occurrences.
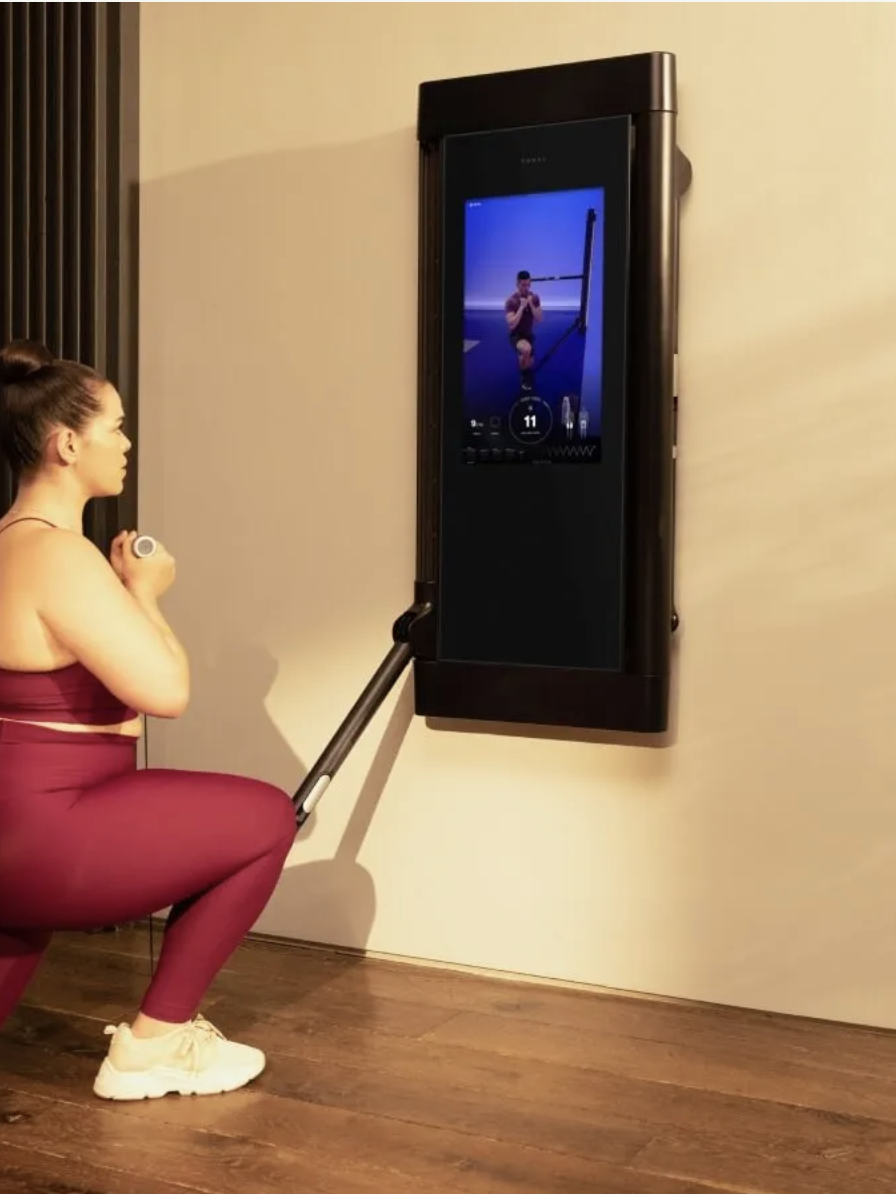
[292,601,434,829]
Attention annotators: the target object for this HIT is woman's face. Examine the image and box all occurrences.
[74,383,133,497]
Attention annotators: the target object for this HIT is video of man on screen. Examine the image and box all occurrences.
[462,186,604,462]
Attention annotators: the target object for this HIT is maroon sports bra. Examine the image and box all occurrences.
[0,517,137,725]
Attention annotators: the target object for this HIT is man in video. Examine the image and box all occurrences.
[505,270,542,391]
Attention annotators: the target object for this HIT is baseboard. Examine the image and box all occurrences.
[137,917,896,1036]
[211,922,712,1009]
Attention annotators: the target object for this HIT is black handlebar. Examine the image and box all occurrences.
[292,601,433,828]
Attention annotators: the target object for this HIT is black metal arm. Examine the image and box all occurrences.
[292,601,434,829]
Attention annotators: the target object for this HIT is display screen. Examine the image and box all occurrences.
[437,115,631,673]
[462,187,604,464]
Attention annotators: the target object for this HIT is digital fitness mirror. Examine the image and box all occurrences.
[412,50,692,734]
[293,51,691,825]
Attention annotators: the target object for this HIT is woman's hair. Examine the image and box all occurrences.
[0,339,105,474]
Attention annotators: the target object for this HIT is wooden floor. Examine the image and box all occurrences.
[3,927,896,1194]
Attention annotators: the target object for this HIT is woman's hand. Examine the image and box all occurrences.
[110,529,130,583]
[110,530,176,600]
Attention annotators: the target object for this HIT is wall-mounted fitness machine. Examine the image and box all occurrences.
[294,50,692,827]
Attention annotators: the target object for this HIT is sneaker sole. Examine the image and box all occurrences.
[92,1056,266,1101]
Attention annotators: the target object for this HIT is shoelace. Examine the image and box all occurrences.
[172,1016,226,1071]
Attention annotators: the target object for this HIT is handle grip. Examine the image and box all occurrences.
[132,535,157,558]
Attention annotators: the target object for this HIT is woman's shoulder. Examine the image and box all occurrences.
[1,524,108,580]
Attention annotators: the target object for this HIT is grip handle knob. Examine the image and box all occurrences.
[132,535,157,559]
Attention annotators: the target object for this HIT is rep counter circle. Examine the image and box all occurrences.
[508,397,553,445]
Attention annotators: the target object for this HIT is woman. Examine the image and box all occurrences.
[0,339,297,1101]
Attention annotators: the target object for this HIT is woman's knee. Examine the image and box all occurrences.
[131,766,296,853]
[239,777,296,851]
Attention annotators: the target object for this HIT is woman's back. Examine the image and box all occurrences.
[0,517,78,671]
[0,517,144,732]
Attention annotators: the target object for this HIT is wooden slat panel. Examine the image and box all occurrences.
[26,2,46,342]
[60,2,82,360]
[44,1,64,356]
[0,1,139,544]
[9,2,29,337]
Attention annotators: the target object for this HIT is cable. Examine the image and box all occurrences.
[127,531,160,980]
[143,712,158,981]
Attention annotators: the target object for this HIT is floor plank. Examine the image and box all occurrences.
[309,954,896,1078]
[0,1085,459,1194]
[422,1009,896,1122]
[4,926,896,1194]
[0,1145,190,1194]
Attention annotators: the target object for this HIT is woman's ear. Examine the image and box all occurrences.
[46,425,79,466]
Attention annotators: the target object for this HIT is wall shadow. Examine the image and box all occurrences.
[262,674,415,952]
[156,637,306,794]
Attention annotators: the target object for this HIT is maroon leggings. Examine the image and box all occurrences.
[0,719,296,1029]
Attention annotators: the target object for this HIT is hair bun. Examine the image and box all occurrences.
[0,339,55,387]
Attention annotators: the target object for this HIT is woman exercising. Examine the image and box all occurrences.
[0,339,297,1101]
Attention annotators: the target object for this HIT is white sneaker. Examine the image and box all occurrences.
[92,1014,266,1101]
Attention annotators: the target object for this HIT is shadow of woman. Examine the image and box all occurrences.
[154,638,306,795]
[259,673,416,954]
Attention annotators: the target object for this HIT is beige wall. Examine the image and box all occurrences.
[139,3,896,1027]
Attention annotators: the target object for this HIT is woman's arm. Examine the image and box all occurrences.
[125,584,190,709]
[33,530,190,718]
